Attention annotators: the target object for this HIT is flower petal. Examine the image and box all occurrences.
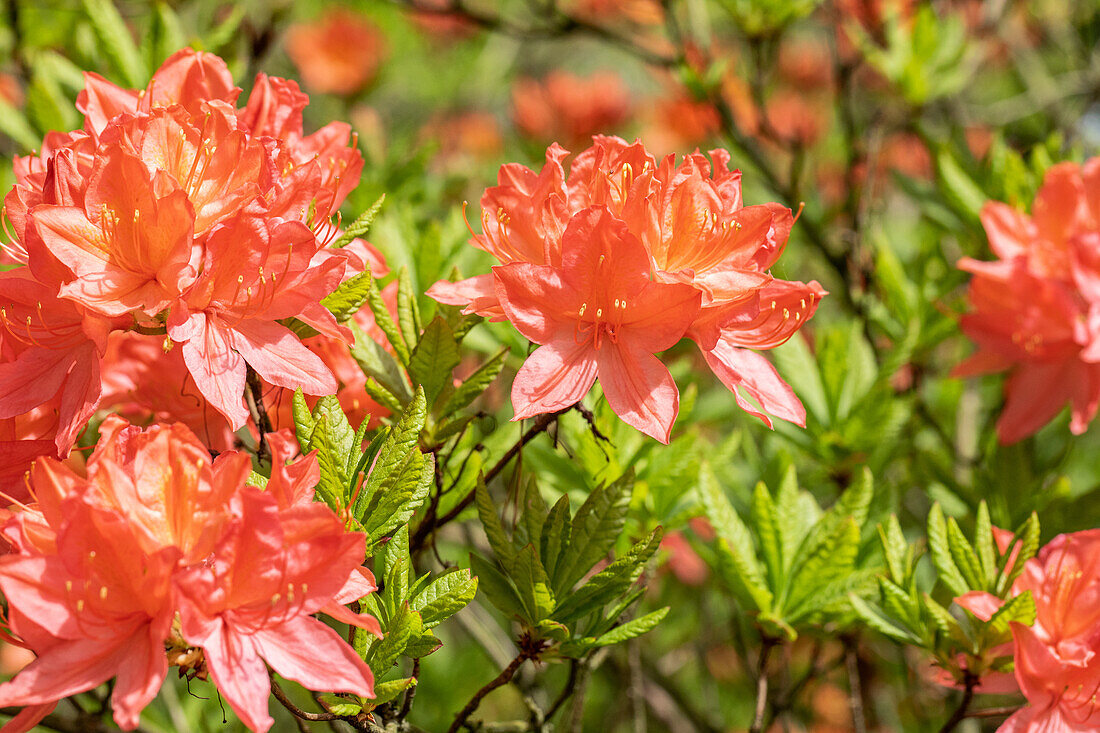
[511,340,598,421]
[596,342,679,443]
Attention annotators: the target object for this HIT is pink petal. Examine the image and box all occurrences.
[427,274,506,321]
[494,264,575,344]
[981,201,1035,261]
[511,340,598,421]
[109,622,169,730]
[596,342,679,444]
[200,623,274,733]
[253,616,374,698]
[229,319,337,396]
[0,636,130,708]
[997,362,1076,444]
[701,342,806,428]
[174,313,249,429]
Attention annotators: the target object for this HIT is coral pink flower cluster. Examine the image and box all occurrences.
[0,49,383,492]
[0,417,380,733]
[429,136,825,443]
[955,530,1100,732]
[957,158,1100,443]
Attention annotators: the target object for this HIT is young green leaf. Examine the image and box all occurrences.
[82,0,147,88]
[333,195,386,249]
[411,569,479,628]
[590,607,670,646]
[408,316,461,406]
[928,504,970,598]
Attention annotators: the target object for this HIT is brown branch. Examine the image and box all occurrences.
[845,639,867,733]
[964,705,1022,719]
[938,670,978,733]
[410,411,558,553]
[270,678,342,723]
[446,650,532,733]
[245,365,274,466]
[749,636,777,733]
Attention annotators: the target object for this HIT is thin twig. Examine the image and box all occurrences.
[545,659,581,723]
[938,671,977,733]
[845,640,867,733]
[245,365,274,466]
[749,636,777,733]
[964,705,1021,719]
[410,411,558,553]
[399,658,421,721]
[446,650,532,733]
[271,678,342,723]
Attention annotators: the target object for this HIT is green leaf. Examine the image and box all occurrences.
[367,277,409,364]
[318,694,362,716]
[350,321,413,405]
[396,267,421,351]
[513,544,555,622]
[369,677,415,707]
[921,593,966,646]
[306,415,343,510]
[928,504,969,597]
[469,553,526,621]
[441,347,508,417]
[291,388,315,451]
[946,516,984,591]
[1001,513,1039,593]
[359,451,433,546]
[540,495,572,585]
[408,316,461,406]
[974,502,995,586]
[591,607,670,646]
[751,481,782,589]
[554,473,633,594]
[699,462,771,612]
[246,471,268,488]
[0,97,40,151]
[985,590,1035,638]
[476,476,516,568]
[367,603,421,673]
[322,272,374,323]
[934,147,986,221]
[848,593,922,645]
[333,195,385,249]
[356,389,426,517]
[552,528,662,624]
[403,630,443,658]
[82,0,147,87]
[411,569,478,628]
[878,515,909,585]
[774,465,809,576]
[785,517,861,620]
[147,3,186,70]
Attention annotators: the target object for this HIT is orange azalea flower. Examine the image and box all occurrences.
[512,72,632,148]
[3,48,371,435]
[957,159,1100,442]
[430,137,822,438]
[0,418,379,733]
[285,9,386,96]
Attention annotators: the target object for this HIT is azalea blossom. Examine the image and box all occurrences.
[956,159,1100,443]
[495,206,701,442]
[0,418,379,732]
[429,136,823,438]
[285,9,386,96]
[1,48,377,439]
[512,73,633,147]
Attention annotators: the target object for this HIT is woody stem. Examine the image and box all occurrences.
[446,650,532,733]
[938,670,977,733]
[244,365,273,466]
[410,410,559,554]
